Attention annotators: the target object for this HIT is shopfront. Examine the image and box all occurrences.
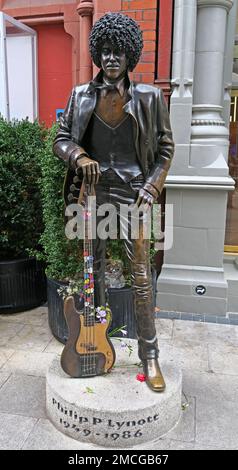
[225,77,238,252]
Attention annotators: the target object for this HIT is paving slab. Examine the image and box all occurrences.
[159,339,209,372]
[0,374,46,418]
[43,337,64,355]
[10,324,53,352]
[0,412,37,450]
[1,350,56,377]
[208,343,238,375]
[173,319,238,346]
[182,369,238,402]
[196,398,238,449]
[0,322,25,348]
[155,319,174,340]
[0,371,11,389]
[0,348,15,368]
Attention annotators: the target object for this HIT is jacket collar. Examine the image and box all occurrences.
[86,69,137,120]
[87,69,132,95]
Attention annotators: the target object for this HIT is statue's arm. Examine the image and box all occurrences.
[53,88,88,170]
[145,88,174,198]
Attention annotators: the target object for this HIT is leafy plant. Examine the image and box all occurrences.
[32,124,84,281]
[0,117,45,259]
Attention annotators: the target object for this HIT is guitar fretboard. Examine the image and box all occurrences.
[83,190,95,327]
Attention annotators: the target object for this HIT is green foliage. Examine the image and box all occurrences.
[0,117,45,259]
[35,124,83,281]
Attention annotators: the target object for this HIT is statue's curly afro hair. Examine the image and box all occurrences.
[89,12,143,72]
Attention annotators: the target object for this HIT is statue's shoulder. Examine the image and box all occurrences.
[132,82,161,97]
[74,83,91,95]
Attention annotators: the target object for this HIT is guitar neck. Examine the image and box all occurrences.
[83,191,95,326]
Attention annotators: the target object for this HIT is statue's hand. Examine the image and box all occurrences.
[136,188,155,212]
[76,155,101,185]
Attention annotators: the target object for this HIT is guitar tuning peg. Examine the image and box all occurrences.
[70,184,79,192]
[75,167,82,176]
[73,176,80,184]
[68,193,75,202]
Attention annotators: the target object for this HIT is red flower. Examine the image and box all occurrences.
[136,373,146,382]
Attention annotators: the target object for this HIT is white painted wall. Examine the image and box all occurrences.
[0,12,38,122]
[6,35,35,121]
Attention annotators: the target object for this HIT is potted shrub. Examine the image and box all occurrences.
[0,117,47,313]
[34,124,84,342]
[36,124,158,342]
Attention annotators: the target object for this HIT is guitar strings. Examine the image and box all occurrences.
[85,191,90,376]
[89,188,95,375]
[84,185,96,376]
[88,193,95,375]
[84,191,90,376]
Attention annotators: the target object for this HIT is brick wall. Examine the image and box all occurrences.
[122,0,157,84]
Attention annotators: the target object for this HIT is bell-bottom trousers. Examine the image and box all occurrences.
[93,170,158,360]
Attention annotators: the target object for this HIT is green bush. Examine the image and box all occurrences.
[0,117,45,259]
[35,124,84,282]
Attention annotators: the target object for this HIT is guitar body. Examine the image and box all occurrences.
[61,296,116,378]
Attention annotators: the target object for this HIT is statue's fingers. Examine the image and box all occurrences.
[86,164,92,184]
[82,165,87,179]
[95,171,100,184]
[91,166,96,185]
[95,161,100,174]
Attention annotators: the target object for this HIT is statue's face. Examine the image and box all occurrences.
[100,42,127,82]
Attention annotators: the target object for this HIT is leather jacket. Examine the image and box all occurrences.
[53,71,174,197]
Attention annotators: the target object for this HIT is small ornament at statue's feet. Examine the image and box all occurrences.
[143,358,166,392]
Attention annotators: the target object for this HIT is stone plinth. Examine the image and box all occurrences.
[46,339,182,448]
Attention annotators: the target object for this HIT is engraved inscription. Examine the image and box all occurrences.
[52,397,159,441]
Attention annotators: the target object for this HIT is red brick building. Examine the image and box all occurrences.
[0,0,173,125]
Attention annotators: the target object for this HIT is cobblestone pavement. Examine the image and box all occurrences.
[0,306,238,450]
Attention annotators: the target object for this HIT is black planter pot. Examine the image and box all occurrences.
[47,278,77,344]
[47,270,158,344]
[0,257,47,314]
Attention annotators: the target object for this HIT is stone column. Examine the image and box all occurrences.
[190,0,233,172]
[77,0,94,83]
[157,0,235,317]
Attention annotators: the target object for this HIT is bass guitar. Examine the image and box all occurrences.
[61,180,115,378]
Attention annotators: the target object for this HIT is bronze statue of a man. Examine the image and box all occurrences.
[53,12,174,392]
